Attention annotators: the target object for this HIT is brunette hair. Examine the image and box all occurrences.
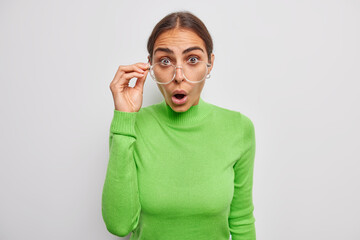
[147,11,213,64]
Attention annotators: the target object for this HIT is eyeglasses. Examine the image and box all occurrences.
[148,60,211,84]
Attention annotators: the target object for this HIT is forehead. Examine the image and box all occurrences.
[153,28,206,54]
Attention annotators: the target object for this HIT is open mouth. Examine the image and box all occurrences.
[174,94,186,99]
[171,93,188,105]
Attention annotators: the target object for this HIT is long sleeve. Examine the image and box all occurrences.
[229,114,256,240]
[101,109,141,237]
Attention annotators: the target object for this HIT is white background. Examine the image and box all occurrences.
[1,0,359,239]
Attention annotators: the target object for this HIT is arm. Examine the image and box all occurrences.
[101,109,141,237]
[229,114,256,239]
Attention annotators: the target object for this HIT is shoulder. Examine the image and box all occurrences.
[208,103,239,124]
[209,103,256,147]
[134,101,162,124]
[210,103,255,131]
[138,101,162,115]
[211,104,257,151]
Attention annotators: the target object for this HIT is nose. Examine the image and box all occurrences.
[173,66,185,83]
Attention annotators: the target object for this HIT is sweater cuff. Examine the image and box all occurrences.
[110,109,137,137]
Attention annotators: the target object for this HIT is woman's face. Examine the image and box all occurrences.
[148,28,214,112]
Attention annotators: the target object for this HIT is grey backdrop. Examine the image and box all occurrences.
[1,0,359,239]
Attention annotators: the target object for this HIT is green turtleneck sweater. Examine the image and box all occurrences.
[101,97,256,240]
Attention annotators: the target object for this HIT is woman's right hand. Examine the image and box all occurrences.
[109,62,149,112]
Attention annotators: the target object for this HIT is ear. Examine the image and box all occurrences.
[208,53,215,74]
[147,55,151,65]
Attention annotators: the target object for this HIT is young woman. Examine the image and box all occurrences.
[102,11,257,240]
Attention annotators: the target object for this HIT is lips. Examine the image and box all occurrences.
[171,89,188,105]
[172,89,188,97]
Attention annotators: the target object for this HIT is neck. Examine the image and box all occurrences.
[156,97,213,126]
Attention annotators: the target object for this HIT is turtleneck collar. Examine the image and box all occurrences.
[155,97,213,126]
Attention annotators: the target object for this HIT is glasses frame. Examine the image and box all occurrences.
[148,60,212,85]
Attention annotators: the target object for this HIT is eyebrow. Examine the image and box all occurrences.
[153,46,204,55]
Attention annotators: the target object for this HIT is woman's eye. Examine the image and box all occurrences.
[160,58,171,65]
[188,56,199,64]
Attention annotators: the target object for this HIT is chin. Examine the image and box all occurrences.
[165,94,188,111]
[171,103,189,112]
[168,99,190,112]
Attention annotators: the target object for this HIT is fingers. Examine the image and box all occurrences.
[109,62,149,112]
[134,68,149,91]
[119,62,149,73]
[112,62,149,86]
[122,71,145,81]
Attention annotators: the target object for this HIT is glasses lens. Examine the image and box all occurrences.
[183,61,208,82]
[150,61,208,84]
[150,63,174,84]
